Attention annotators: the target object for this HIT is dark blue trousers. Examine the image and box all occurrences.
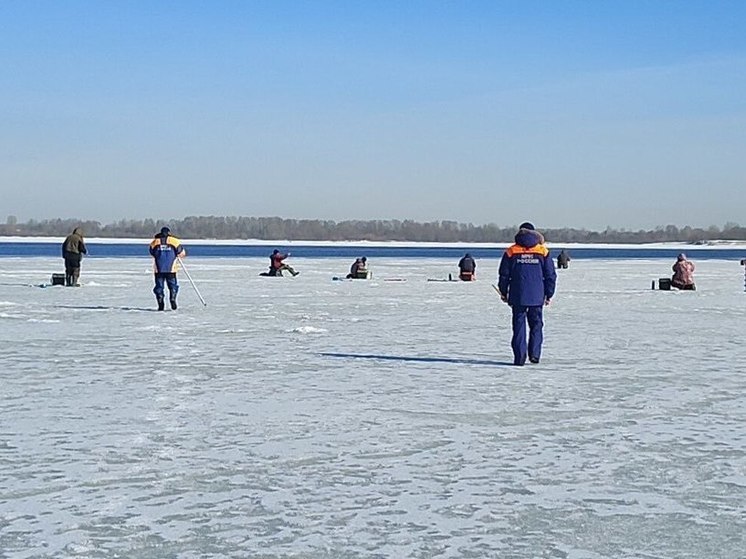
[510,305,544,365]
[153,273,179,301]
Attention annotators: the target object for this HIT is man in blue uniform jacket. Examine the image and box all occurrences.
[149,226,186,311]
[498,222,557,366]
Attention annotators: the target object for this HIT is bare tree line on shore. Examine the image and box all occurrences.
[3,215,746,244]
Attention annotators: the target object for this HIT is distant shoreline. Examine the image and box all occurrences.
[2,236,746,250]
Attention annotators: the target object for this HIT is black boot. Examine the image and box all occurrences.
[157,296,165,311]
[170,297,177,310]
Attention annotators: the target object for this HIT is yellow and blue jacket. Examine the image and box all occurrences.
[149,234,185,273]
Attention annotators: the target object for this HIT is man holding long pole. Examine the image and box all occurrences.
[149,226,186,311]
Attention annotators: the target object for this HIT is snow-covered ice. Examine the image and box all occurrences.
[1,256,744,558]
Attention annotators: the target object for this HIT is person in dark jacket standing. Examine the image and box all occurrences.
[458,253,476,281]
[557,249,570,269]
[149,226,186,310]
[61,227,87,286]
[497,222,557,366]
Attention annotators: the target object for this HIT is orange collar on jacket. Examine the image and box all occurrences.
[506,244,549,257]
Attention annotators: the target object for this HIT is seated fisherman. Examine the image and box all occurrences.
[671,253,695,290]
[268,249,298,276]
[457,253,476,281]
[346,256,369,279]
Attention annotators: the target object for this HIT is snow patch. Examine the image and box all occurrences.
[290,326,327,334]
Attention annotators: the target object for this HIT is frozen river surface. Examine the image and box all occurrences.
[1,256,745,558]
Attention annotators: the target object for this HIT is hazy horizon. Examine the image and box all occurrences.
[2,1,745,229]
[4,214,744,233]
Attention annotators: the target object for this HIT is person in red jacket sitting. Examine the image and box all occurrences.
[268,249,298,276]
[671,253,695,290]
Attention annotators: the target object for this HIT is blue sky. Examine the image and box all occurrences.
[1,1,745,229]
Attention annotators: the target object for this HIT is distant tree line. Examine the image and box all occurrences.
[3,215,746,244]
